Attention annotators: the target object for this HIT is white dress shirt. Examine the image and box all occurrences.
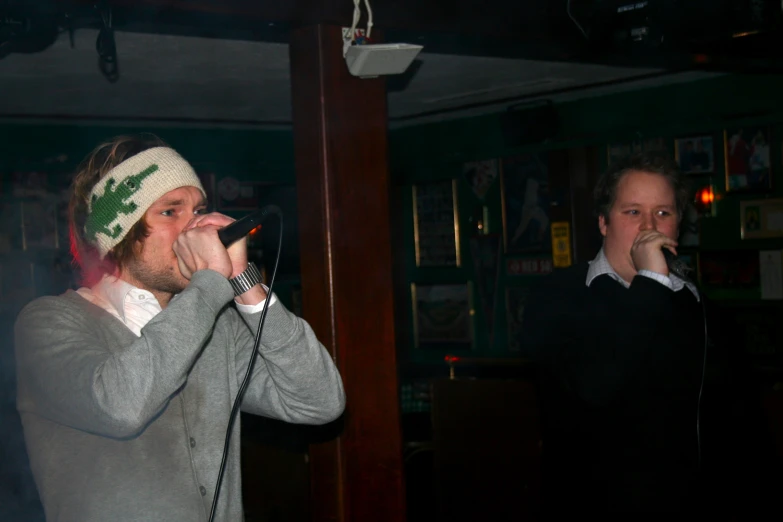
[586,247,700,301]
[77,273,276,336]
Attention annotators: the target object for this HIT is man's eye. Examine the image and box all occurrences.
[195,208,208,215]
[626,210,638,215]
[161,209,174,217]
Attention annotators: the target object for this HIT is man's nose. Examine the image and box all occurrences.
[639,214,656,231]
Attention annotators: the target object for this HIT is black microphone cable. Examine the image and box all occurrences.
[208,209,283,522]
[665,249,709,468]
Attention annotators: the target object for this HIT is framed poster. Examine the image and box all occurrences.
[725,127,772,192]
[411,282,473,350]
[462,159,498,200]
[501,154,550,254]
[740,199,783,239]
[413,179,461,267]
[674,135,715,174]
[699,250,760,289]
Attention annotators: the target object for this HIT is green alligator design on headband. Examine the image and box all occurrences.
[85,164,159,242]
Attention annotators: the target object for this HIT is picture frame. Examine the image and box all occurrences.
[740,199,783,239]
[724,127,772,192]
[674,135,715,174]
[412,179,461,267]
[462,159,499,200]
[500,154,551,254]
[411,282,473,350]
[699,250,760,289]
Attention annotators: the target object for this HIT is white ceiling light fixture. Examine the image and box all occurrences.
[342,0,423,79]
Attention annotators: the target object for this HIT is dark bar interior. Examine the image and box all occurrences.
[2,1,783,521]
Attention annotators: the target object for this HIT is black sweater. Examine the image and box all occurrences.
[520,262,705,516]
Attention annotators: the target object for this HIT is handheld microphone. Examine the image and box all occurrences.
[663,248,690,281]
[217,205,282,247]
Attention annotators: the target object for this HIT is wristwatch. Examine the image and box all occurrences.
[228,262,263,296]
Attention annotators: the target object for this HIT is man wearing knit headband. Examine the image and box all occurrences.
[14,135,346,522]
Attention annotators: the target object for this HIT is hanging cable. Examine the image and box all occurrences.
[364,0,374,39]
[207,213,283,522]
[344,0,362,56]
[95,0,119,82]
[567,0,589,40]
[349,0,361,40]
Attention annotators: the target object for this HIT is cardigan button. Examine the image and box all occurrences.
[190,437,196,448]
[200,486,207,496]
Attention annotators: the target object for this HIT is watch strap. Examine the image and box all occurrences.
[228,262,263,296]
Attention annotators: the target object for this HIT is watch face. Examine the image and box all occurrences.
[218,177,240,201]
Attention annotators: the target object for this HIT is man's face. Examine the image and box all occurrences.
[599,170,678,280]
[121,186,207,297]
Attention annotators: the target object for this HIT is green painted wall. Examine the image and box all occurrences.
[0,124,295,184]
[3,72,783,369]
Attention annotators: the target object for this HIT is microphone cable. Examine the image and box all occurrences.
[666,251,709,469]
[207,211,284,522]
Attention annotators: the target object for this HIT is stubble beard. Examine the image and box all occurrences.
[124,256,187,296]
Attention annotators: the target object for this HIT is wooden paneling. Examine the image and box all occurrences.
[290,24,406,522]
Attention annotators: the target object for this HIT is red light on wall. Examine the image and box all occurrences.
[694,186,715,215]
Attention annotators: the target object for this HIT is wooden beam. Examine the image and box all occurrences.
[63,0,559,40]
[289,23,406,522]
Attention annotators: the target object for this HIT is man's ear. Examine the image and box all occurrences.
[598,214,608,237]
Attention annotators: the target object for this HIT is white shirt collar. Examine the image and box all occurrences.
[586,247,700,300]
[90,275,158,322]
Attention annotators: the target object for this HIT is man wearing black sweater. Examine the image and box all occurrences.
[521,153,705,518]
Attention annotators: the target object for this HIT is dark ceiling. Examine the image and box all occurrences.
[0,1,781,126]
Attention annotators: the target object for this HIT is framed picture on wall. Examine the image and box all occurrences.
[462,159,499,200]
[411,282,473,350]
[412,179,461,267]
[699,250,760,289]
[501,154,551,254]
[674,135,715,174]
[740,199,783,239]
[724,127,772,192]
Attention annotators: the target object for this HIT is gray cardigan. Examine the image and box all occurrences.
[15,269,345,522]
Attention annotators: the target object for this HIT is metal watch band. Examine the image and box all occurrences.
[228,262,263,296]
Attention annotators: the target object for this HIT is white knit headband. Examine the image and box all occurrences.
[84,147,206,258]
